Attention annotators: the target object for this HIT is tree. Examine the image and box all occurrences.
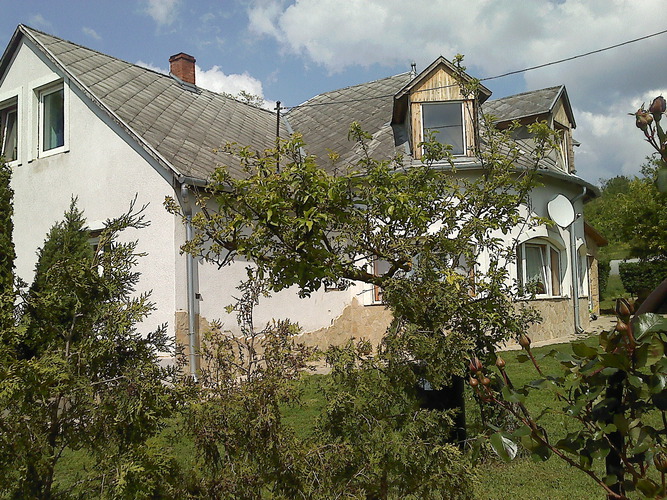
[166,68,558,494]
[306,326,476,499]
[18,199,99,360]
[477,301,667,500]
[617,161,667,259]
[587,160,667,260]
[0,158,14,334]
[584,175,631,247]
[178,274,317,498]
[0,200,180,498]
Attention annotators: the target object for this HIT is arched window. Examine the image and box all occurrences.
[517,239,563,297]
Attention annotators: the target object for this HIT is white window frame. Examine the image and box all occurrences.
[38,83,67,158]
[421,101,466,156]
[517,239,563,298]
[0,100,18,163]
[555,123,571,173]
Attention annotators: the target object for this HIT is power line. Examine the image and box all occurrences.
[285,27,667,110]
[481,27,667,82]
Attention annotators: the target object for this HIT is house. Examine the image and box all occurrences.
[0,25,603,372]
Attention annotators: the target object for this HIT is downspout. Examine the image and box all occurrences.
[180,182,198,379]
[569,186,587,334]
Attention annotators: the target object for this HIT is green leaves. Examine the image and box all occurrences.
[489,312,667,499]
[489,432,518,462]
[634,312,667,340]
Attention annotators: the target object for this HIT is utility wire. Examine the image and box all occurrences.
[481,27,667,82]
[285,27,667,110]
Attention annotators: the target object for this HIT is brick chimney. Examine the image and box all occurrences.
[169,52,196,85]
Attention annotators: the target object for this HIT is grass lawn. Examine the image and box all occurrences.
[600,273,632,313]
[472,338,607,499]
[281,337,611,499]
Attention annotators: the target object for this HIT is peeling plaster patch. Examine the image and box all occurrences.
[295,297,393,351]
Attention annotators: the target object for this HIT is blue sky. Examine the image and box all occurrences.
[2,0,666,184]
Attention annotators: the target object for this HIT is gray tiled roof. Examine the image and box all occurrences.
[482,86,565,124]
[21,25,286,180]
[8,25,581,184]
[286,73,412,169]
[287,77,570,173]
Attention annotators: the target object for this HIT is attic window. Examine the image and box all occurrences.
[422,102,465,155]
[40,86,65,153]
[0,103,17,162]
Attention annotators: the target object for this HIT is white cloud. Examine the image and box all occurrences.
[196,65,263,96]
[135,61,273,109]
[82,27,101,40]
[136,60,168,74]
[574,88,667,182]
[143,0,181,26]
[28,14,52,30]
[247,0,667,180]
[196,65,275,109]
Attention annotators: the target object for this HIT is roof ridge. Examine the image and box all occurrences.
[490,84,564,102]
[290,71,411,109]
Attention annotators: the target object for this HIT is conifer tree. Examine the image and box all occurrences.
[0,158,15,334]
[0,200,180,499]
[19,199,99,359]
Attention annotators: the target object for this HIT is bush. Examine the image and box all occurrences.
[619,259,667,298]
[597,259,610,297]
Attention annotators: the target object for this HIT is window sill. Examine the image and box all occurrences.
[38,146,69,159]
[516,295,570,302]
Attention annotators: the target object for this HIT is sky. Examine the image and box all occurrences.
[1,0,666,185]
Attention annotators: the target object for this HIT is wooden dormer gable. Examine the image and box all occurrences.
[393,56,491,160]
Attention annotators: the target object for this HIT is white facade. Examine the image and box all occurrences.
[4,36,182,336]
[1,27,600,367]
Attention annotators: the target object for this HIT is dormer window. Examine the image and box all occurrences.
[422,102,465,155]
[555,123,572,173]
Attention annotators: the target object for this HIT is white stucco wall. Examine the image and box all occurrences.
[3,38,180,338]
[194,243,367,336]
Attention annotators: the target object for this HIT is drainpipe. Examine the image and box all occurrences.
[569,186,587,334]
[180,183,198,379]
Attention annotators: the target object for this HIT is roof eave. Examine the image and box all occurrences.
[556,86,576,129]
[584,220,608,247]
[394,56,492,104]
[0,25,26,82]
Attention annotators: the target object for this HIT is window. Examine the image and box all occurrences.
[517,240,562,297]
[40,86,64,153]
[453,252,476,297]
[372,259,391,303]
[578,249,589,297]
[89,229,111,275]
[422,102,465,155]
[555,123,571,172]
[1,104,17,162]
